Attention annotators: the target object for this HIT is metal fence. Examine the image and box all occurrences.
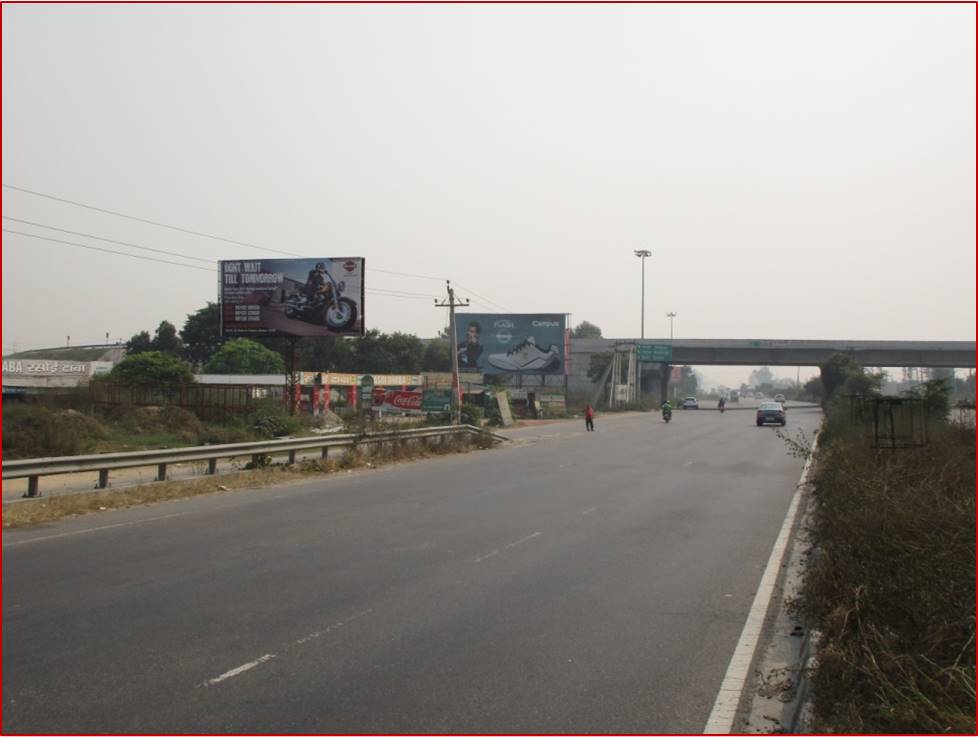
[849,395,928,449]
[3,424,504,498]
[89,382,272,414]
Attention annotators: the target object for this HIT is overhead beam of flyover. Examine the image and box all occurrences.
[571,338,976,368]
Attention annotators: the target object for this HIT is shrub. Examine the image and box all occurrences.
[460,405,484,425]
[246,400,303,438]
[801,420,975,732]
[109,352,194,388]
[2,406,107,459]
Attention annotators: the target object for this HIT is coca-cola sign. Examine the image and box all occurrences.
[373,389,424,411]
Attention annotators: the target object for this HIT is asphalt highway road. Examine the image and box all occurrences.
[3,407,822,733]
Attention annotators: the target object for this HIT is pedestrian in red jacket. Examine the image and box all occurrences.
[584,404,595,432]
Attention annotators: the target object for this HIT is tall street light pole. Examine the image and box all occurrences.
[667,311,676,341]
[634,250,651,338]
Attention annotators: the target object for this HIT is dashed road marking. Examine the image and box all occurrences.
[474,531,541,563]
[201,654,276,687]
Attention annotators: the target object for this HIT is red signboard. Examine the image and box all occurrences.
[372,389,424,411]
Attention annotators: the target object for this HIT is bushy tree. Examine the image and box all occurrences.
[572,321,603,339]
[819,352,883,405]
[804,376,824,402]
[204,339,286,374]
[181,302,224,366]
[110,352,195,388]
[422,338,452,371]
[125,330,153,355]
[749,366,775,386]
[151,320,184,356]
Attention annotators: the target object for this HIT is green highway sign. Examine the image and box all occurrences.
[359,375,375,407]
[636,344,673,362]
[422,389,453,413]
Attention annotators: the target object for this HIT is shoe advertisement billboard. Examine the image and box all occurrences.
[455,314,567,374]
[219,258,365,338]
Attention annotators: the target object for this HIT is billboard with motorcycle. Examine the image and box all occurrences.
[219,258,365,338]
[455,314,567,374]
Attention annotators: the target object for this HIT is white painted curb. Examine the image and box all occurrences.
[703,431,821,734]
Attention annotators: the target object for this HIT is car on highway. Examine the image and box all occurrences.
[774,393,786,406]
[756,401,786,426]
[681,397,699,409]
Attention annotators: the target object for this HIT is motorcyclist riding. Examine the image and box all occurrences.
[718,396,727,412]
[661,400,672,416]
[304,262,331,305]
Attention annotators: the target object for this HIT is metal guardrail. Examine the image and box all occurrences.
[3,424,505,498]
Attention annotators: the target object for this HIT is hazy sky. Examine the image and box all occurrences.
[3,5,975,386]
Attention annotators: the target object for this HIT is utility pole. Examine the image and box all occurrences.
[666,312,676,341]
[634,250,651,338]
[435,281,469,425]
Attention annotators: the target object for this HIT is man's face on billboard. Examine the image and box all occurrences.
[467,326,479,344]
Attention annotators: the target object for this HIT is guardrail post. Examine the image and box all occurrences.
[25,476,39,498]
[208,458,217,475]
[252,454,261,468]
[98,469,109,489]
[321,447,329,460]
[157,463,167,481]
[288,450,296,465]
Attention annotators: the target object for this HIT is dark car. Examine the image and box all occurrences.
[756,401,786,426]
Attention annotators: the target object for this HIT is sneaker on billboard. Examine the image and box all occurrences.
[487,336,561,372]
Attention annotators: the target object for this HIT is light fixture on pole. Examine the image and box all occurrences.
[666,312,676,341]
[634,250,651,338]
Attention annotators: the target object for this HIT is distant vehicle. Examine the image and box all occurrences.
[774,393,786,406]
[681,397,699,409]
[757,401,787,426]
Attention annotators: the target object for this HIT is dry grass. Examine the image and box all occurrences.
[3,432,492,529]
[800,419,976,733]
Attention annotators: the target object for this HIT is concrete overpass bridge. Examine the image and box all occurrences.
[566,338,976,404]
[572,338,976,369]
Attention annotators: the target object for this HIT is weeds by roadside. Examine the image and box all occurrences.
[799,420,975,733]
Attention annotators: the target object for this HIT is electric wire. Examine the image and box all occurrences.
[2,216,214,264]
[2,230,438,301]
[3,184,299,256]
[4,183,512,309]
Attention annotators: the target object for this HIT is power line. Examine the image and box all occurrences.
[3,183,300,257]
[2,229,436,301]
[2,216,214,264]
[453,281,511,312]
[4,183,512,309]
[3,229,216,272]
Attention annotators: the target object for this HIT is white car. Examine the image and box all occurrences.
[681,397,699,409]
[774,393,786,406]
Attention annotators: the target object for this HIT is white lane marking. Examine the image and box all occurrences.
[474,531,541,563]
[202,653,276,687]
[683,460,694,467]
[294,608,374,645]
[582,506,598,515]
[2,512,189,547]
[703,431,821,734]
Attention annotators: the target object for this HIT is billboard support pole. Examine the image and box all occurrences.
[286,337,299,416]
[435,281,469,425]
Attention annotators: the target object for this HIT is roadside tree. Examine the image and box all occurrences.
[109,351,195,388]
[204,339,286,374]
